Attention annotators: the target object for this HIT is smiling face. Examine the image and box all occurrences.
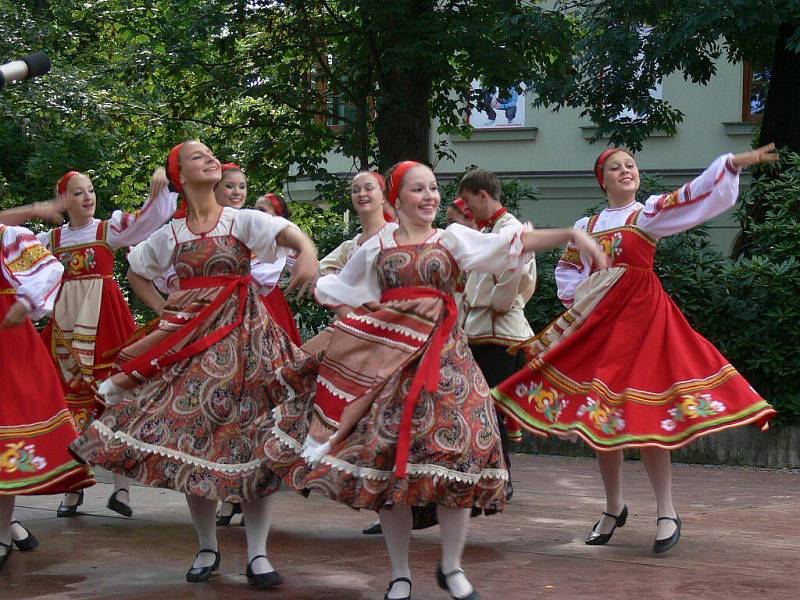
[395,165,440,226]
[214,169,247,209]
[602,150,639,204]
[179,141,222,189]
[64,174,96,223]
[350,172,385,218]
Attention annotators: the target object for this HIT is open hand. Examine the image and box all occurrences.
[730,143,779,169]
[0,300,30,330]
[574,231,612,271]
[35,198,68,224]
[149,167,169,199]
[285,251,319,300]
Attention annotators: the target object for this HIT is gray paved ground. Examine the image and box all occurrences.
[2,454,798,600]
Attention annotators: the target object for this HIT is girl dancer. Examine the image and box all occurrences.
[493,145,779,553]
[39,168,176,518]
[71,141,318,587]
[264,161,608,600]
[318,171,393,276]
[1,224,94,571]
[251,192,303,346]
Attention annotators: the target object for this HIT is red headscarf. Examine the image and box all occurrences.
[265,193,284,217]
[57,171,81,194]
[221,163,242,173]
[387,161,421,207]
[594,148,633,190]
[166,143,189,218]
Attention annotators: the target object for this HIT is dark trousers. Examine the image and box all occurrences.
[469,343,526,474]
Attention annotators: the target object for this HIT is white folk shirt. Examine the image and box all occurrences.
[462,211,537,346]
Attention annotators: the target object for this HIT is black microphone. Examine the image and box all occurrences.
[0,52,52,90]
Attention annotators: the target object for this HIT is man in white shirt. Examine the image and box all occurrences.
[458,169,537,498]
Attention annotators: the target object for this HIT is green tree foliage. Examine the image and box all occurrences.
[541,1,800,153]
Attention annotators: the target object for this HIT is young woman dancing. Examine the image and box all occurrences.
[263,161,608,600]
[70,141,318,588]
[493,145,778,553]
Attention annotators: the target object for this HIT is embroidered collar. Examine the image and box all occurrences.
[477,207,508,231]
[604,200,637,213]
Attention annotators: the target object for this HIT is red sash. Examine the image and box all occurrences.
[120,274,252,381]
[380,286,458,479]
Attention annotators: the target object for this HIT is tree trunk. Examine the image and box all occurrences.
[758,22,800,154]
[374,71,432,170]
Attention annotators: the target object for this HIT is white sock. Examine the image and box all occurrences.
[113,474,130,504]
[379,504,412,599]
[241,495,276,574]
[185,495,218,568]
[437,505,473,598]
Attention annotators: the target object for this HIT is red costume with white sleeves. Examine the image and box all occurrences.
[0,225,94,495]
[493,154,776,449]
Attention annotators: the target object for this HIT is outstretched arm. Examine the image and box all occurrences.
[0,198,67,226]
[276,226,318,299]
[522,228,611,271]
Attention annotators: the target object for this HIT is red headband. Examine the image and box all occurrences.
[57,171,81,194]
[453,197,474,220]
[221,163,242,173]
[265,193,284,217]
[387,161,421,207]
[370,171,385,190]
[167,143,184,194]
[595,148,632,190]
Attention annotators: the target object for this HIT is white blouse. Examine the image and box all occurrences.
[315,222,528,307]
[556,153,741,306]
[129,207,296,281]
[318,223,394,276]
[38,187,178,250]
[1,225,64,319]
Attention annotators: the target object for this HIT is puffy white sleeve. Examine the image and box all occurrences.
[555,217,591,308]
[106,187,179,249]
[319,237,357,276]
[251,257,286,296]
[314,235,382,307]
[153,266,180,295]
[1,226,64,319]
[440,222,530,274]
[233,209,295,263]
[637,154,741,238]
[127,222,177,280]
[36,230,51,248]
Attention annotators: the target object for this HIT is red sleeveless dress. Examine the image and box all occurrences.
[0,226,95,495]
[41,222,136,431]
[494,209,775,450]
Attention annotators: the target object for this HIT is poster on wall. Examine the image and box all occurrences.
[469,80,526,129]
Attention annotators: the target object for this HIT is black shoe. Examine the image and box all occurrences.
[0,541,11,571]
[246,555,283,589]
[384,576,412,600]
[216,503,242,526]
[363,521,383,535]
[653,515,681,553]
[10,521,39,551]
[107,489,133,517]
[57,490,84,517]
[436,565,480,600]
[585,505,628,545]
[505,480,514,502]
[186,549,220,583]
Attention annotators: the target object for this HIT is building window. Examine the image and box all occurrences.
[743,62,769,122]
[327,91,358,129]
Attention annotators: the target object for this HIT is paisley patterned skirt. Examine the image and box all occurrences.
[263,298,508,512]
[71,287,306,502]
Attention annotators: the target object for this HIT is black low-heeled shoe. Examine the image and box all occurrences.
[10,521,39,551]
[246,555,283,589]
[653,515,681,553]
[186,549,220,583]
[57,490,84,518]
[362,521,383,535]
[585,505,628,545]
[384,576,412,600]
[107,489,133,517]
[216,503,242,526]
[436,565,480,600]
[0,541,11,571]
